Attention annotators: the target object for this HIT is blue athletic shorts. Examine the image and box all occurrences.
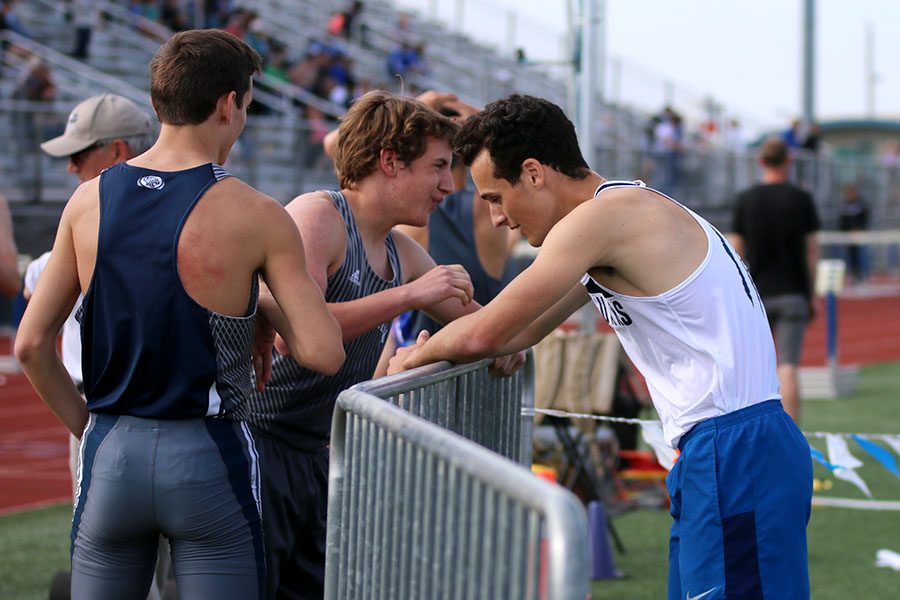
[666,400,812,600]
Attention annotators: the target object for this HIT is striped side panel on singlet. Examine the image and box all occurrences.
[242,190,403,450]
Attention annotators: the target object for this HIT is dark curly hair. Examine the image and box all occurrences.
[453,94,589,184]
[333,90,458,189]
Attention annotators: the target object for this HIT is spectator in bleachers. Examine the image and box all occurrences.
[201,0,226,29]
[69,0,98,59]
[723,118,747,153]
[393,11,414,45]
[159,0,189,32]
[303,105,330,169]
[289,47,329,90]
[386,41,428,81]
[222,6,256,40]
[130,0,159,22]
[245,16,271,65]
[263,40,291,83]
[653,106,683,196]
[327,1,364,40]
[12,56,58,156]
[0,0,30,39]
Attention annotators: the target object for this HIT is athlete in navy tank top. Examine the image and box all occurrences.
[81,162,258,419]
[16,31,345,600]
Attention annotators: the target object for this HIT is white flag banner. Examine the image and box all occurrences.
[640,421,678,471]
[880,435,900,459]
[826,433,873,498]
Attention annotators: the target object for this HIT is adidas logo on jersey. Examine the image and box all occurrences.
[349,270,361,286]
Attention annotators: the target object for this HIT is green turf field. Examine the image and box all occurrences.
[596,361,900,599]
[1,363,898,599]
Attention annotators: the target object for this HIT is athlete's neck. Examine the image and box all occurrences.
[130,125,231,172]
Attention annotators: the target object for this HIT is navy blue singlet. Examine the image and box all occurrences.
[80,162,258,419]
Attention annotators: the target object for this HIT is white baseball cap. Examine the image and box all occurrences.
[41,93,154,158]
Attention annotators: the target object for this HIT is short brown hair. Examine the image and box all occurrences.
[333,91,458,189]
[759,137,790,168]
[150,30,262,126]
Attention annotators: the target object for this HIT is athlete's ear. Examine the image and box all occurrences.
[218,91,238,124]
[379,148,399,176]
[521,158,544,188]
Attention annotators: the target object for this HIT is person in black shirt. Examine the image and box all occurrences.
[839,182,870,283]
[730,137,820,423]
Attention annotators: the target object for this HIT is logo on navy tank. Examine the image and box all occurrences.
[137,175,165,190]
[584,278,633,327]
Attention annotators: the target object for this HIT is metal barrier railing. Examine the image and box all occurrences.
[325,375,589,599]
[350,354,535,465]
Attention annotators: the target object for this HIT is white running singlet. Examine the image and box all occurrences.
[581,181,780,447]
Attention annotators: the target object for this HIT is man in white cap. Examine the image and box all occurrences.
[23,93,163,600]
[39,93,156,184]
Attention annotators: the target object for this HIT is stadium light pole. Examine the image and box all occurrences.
[801,0,815,126]
[577,0,605,169]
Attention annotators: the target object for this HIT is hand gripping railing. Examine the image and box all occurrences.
[325,358,589,600]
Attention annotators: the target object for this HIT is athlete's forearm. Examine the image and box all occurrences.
[16,336,88,438]
[328,285,414,343]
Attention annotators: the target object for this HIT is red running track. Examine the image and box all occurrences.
[1,281,898,514]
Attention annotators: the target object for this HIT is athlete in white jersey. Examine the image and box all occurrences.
[582,180,779,447]
[391,95,812,600]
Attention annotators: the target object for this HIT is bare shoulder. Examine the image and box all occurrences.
[390,227,434,282]
[62,178,101,222]
[284,191,340,226]
[213,177,290,221]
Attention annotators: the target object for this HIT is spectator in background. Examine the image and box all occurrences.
[1,0,30,39]
[393,11,414,45]
[838,182,870,284]
[302,105,330,169]
[222,6,256,40]
[290,42,331,91]
[263,40,291,83]
[723,118,746,153]
[327,1,363,40]
[69,0,99,59]
[802,121,821,155]
[201,0,225,29]
[782,118,802,149]
[0,193,21,299]
[653,106,683,196]
[159,0,189,32]
[12,57,58,156]
[730,137,820,424]
[386,41,428,82]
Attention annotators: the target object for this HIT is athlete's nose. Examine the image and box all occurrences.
[489,202,508,228]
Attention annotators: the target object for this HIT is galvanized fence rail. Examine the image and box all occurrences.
[325,357,589,600]
[351,356,534,465]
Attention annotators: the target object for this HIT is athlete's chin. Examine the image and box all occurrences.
[525,231,546,247]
